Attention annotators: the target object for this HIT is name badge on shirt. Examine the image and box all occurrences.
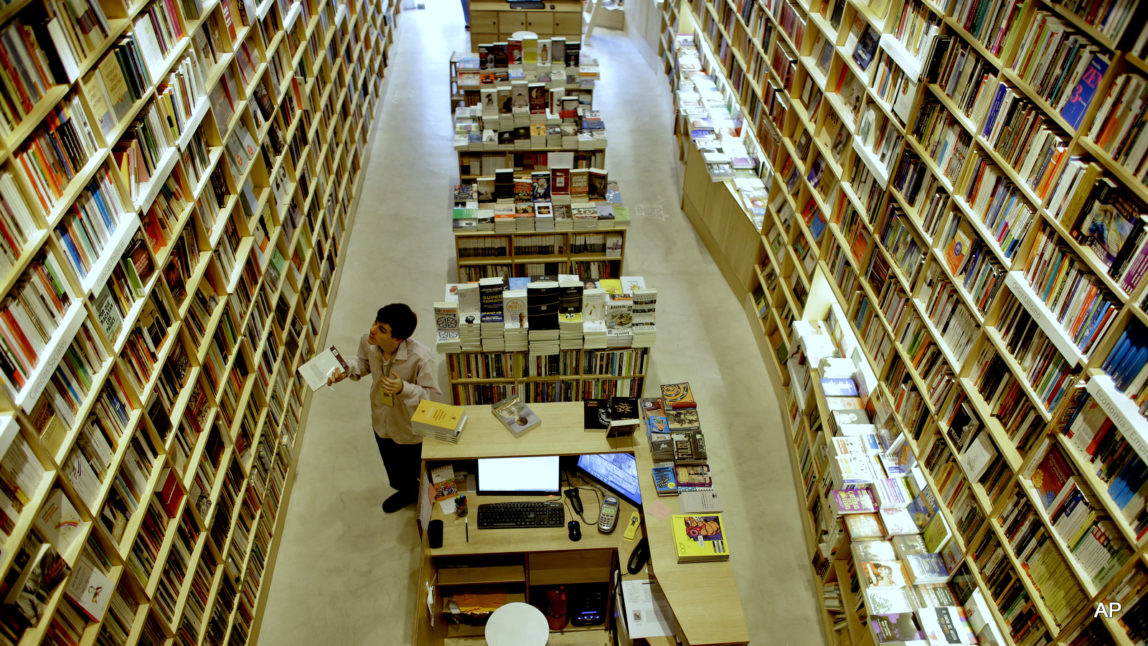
[378,383,394,407]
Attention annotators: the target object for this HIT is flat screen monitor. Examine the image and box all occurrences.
[476,456,561,495]
[577,453,642,506]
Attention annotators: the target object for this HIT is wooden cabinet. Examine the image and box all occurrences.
[468,0,583,43]
[525,12,554,34]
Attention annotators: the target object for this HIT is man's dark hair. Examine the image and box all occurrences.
[376,303,417,340]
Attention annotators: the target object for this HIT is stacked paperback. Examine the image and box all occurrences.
[411,400,468,443]
[434,276,656,355]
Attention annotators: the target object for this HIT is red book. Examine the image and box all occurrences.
[159,469,184,518]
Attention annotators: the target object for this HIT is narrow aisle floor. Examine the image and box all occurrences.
[259,3,824,643]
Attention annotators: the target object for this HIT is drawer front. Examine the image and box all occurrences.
[552,12,582,36]
[525,13,554,33]
[499,11,527,31]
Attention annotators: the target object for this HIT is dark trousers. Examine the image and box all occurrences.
[375,435,422,496]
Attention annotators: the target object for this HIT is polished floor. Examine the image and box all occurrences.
[257,2,825,643]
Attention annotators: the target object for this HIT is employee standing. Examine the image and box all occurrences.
[328,304,442,512]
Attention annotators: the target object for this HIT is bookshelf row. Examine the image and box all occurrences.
[666,0,1148,643]
[0,0,392,643]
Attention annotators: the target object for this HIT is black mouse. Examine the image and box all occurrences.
[568,520,581,541]
[627,537,649,574]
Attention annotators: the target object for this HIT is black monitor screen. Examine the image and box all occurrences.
[477,456,560,495]
[577,453,642,505]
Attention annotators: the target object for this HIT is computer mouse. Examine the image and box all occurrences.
[568,520,581,541]
[627,537,649,574]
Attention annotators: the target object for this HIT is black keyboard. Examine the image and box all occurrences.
[477,501,565,529]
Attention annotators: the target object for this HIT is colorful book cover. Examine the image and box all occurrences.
[652,465,677,495]
[904,553,950,584]
[671,514,730,561]
[832,488,877,514]
[821,377,859,396]
[861,561,909,588]
[660,382,697,409]
[674,464,712,489]
[1060,55,1108,130]
[870,612,925,644]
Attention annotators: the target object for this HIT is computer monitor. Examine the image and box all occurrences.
[577,453,642,506]
[476,456,561,495]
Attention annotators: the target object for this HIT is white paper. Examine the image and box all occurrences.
[298,347,344,390]
[678,489,722,513]
[620,580,674,638]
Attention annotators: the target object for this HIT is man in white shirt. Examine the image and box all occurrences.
[329,304,442,512]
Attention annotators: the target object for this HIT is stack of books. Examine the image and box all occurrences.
[671,513,730,563]
[411,400,468,443]
[582,286,608,349]
[605,298,633,348]
[434,302,461,353]
[527,280,560,354]
[434,278,654,354]
[502,288,529,351]
[631,287,657,348]
[558,275,584,350]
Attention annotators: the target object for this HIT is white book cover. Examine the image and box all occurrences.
[456,283,481,325]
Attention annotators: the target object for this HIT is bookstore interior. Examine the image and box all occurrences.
[0,0,1147,643]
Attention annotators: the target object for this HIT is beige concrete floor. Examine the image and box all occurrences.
[257,2,826,643]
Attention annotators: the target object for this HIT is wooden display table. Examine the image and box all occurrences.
[411,402,750,645]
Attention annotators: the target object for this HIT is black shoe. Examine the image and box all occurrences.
[382,491,416,513]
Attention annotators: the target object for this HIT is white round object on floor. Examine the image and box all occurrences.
[484,602,549,646]
[510,30,539,40]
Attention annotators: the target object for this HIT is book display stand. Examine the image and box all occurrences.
[451,40,630,282]
[665,0,1148,643]
[435,277,655,404]
[0,0,396,642]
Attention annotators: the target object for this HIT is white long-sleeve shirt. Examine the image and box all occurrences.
[345,335,442,444]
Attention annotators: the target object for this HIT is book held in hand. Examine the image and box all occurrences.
[298,345,350,390]
[490,394,541,437]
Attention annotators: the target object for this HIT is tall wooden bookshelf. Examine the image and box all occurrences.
[454,228,628,281]
[668,0,1148,644]
[0,0,394,642]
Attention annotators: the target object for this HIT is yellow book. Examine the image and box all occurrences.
[671,514,730,562]
[410,400,466,440]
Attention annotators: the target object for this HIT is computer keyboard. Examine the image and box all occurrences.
[477,501,565,529]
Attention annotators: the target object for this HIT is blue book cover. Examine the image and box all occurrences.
[1102,330,1129,374]
[1061,55,1109,130]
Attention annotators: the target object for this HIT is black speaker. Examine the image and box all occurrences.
[428,520,443,548]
